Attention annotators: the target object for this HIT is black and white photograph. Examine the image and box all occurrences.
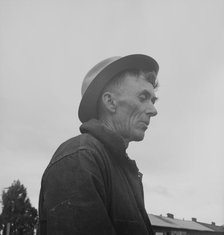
[0,0,224,234]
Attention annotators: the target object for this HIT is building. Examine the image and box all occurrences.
[149,213,224,235]
[197,220,224,234]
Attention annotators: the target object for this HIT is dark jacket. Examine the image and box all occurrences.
[38,119,154,235]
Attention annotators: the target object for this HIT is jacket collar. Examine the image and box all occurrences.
[80,119,127,157]
[80,119,140,174]
[80,119,142,173]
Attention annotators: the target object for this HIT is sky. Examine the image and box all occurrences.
[0,0,224,225]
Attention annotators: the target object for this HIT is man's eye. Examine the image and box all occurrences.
[139,94,147,101]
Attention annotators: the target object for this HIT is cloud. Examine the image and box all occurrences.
[0,0,224,225]
[149,185,171,197]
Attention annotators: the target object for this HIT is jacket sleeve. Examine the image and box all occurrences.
[40,148,116,235]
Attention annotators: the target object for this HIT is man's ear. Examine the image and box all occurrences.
[101,92,117,113]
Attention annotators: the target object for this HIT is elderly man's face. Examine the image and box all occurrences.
[114,75,158,142]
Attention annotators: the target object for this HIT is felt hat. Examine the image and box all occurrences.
[78,54,159,123]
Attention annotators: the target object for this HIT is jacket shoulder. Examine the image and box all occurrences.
[49,133,106,167]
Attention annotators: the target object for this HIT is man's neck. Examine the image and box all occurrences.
[100,118,129,149]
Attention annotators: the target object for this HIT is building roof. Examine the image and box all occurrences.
[198,222,224,233]
[149,214,214,232]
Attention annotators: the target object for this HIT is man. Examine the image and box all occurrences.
[38,54,159,235]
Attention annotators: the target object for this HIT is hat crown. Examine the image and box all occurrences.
[81,56,121,96]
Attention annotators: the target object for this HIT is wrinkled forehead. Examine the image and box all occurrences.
[119,72,156,95]
[122,70,157,87]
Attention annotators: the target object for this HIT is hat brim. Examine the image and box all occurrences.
[78,54,159,123]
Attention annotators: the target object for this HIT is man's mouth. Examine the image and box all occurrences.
[141,120,150,125]
[139,121,149,129]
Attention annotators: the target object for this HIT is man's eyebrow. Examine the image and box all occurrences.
[140,89,158,103]
[141,89,157,98]
[140,89,152,95]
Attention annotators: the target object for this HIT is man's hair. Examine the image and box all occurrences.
[97,69,158,119]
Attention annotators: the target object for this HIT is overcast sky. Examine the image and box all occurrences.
[0,0,224,225]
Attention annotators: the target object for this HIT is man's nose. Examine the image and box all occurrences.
[146,102,158,117]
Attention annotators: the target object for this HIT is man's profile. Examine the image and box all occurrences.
[38,54,159,235]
